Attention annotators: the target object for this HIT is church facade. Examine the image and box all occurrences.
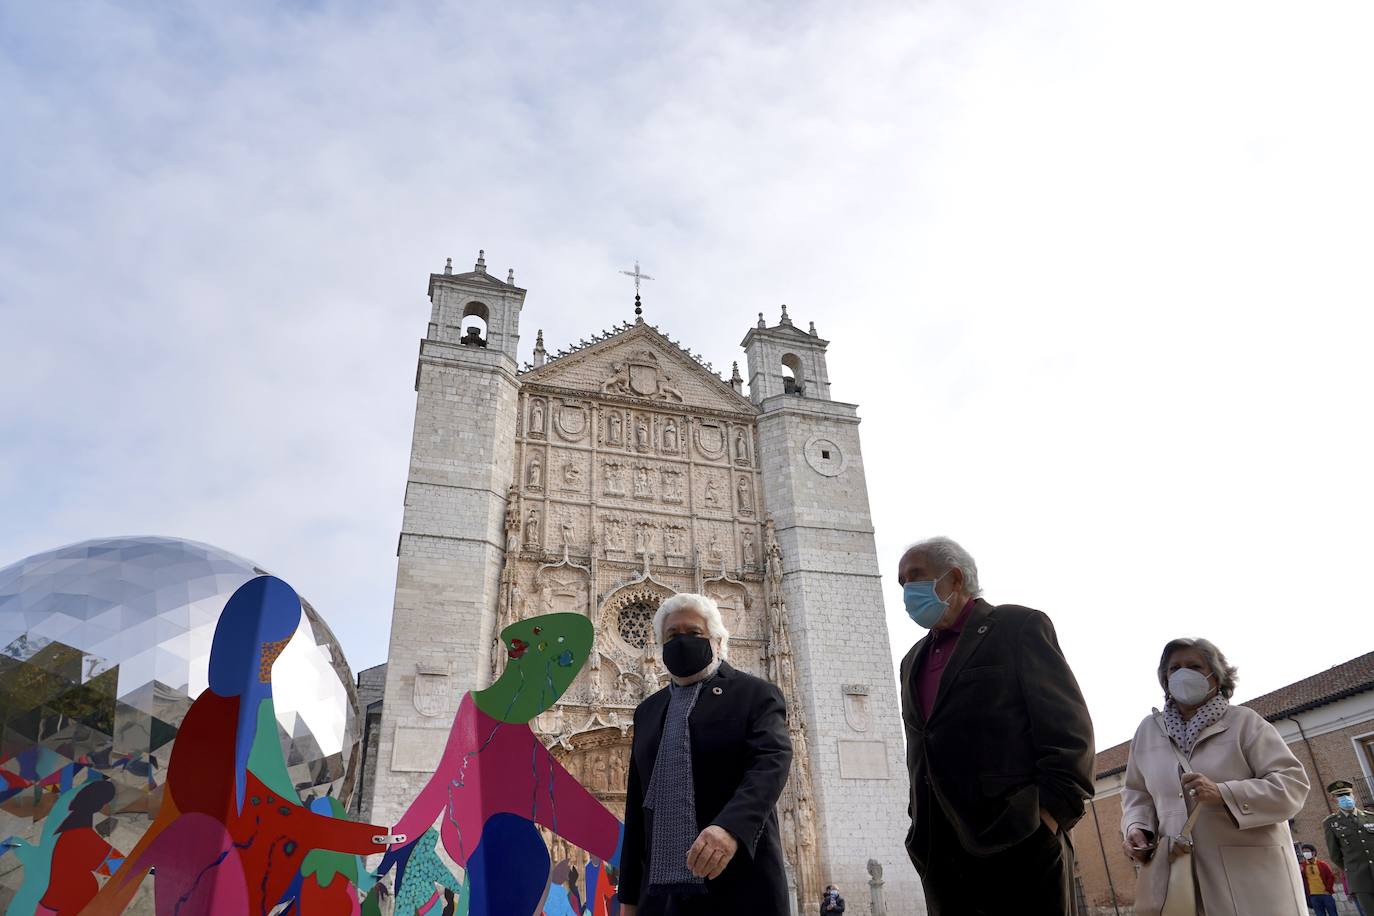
[363,253,918,914]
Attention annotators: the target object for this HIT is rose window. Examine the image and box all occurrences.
[618,603,656,649]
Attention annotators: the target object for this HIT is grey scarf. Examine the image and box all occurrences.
[1163,694,1228,754]
[644,679,706,897]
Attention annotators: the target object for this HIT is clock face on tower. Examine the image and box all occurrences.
[803,435,846,477]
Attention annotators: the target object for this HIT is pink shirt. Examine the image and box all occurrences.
[915,599,975,719]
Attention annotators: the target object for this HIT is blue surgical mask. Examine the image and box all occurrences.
[1337,796,1356,812]
[903,571,951,629]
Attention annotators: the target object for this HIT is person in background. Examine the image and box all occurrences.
[618,593,793,915]
[821,884,845,915]
[1324,780,1374,915]
[1120,637,1309,916]
[897,537,1094,915]
[1297,842,1338,916]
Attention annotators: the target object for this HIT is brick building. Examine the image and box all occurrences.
[1072,651,1374,912]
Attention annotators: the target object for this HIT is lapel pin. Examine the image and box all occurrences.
[977,625,988,634]
[712,686,723,695]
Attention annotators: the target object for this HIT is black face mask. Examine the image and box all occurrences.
[662,635,714,677]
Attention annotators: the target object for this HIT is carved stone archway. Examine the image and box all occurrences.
[543,727,632,890]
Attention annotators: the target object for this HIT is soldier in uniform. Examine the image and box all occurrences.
[1324,779,1374,913]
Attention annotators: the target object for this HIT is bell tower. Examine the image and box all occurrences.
[368,252,524,828]
[743,307,920,911]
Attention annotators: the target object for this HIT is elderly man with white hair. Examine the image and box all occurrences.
[897,537,1095,916]
[618,592,793,915]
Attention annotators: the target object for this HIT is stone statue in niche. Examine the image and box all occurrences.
[635,417,650,451]
[528,456,542,489]
[663,420,678,452]
[765,519,784,592]
[604,517,626,551]
[704,477,720,508]
[608,412,623,444]
[504,485,520,551]
[662,470,683,501]
[510,581,527,617]
[531,400,545,434]
[605,462,625,495]
[563,461,582,487]
[734,428,747,461]
[737,478,751,512]
[524,510,540,547]
[633,467,653,498]
[634,522,652,555]
[561,517,575,545]
[707,533,723,566]
[742,528,756,568]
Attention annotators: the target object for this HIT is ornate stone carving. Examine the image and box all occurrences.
[530,399,546,436]
[527,455,543,490]
[741,527,756,569]
[504,485,520,553]
[736,477,753,514]
[664,525,687,557]
[602,349,685,402]
[868,859,887,916]
[554,401,587,441]
[733,427,749,463]
[633,466,653,499]
[602,514,628,553]
[561,516,575,546]
[693,419,727,460]
[524,509,540,547]
[562,460,583,490]
[661,468,683,503]
[634,416,650,452]
[604,461,626,497]
[704,476,721,509]
[607,411,623,445]
[663,419,679,453]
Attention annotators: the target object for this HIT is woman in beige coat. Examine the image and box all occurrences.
[1120,638,1309,916]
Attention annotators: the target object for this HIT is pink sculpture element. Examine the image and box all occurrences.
[393,693,621,867]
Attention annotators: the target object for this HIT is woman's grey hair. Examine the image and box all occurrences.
[1157,638,1239,699]
[904,536,982,596]
[653,592,730,659]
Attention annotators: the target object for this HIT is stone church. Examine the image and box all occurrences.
[359,252,918,914]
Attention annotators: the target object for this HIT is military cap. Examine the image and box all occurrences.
[1327,779,1355,795]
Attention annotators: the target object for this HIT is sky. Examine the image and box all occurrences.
[3,0,1372,751]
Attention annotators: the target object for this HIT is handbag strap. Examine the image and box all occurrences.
[1153,710,1205,842]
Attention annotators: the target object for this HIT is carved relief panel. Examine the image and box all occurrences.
[550,448,589,495]
[696,467,731,515]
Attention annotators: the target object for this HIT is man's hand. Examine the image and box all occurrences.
[686,825,738,879]
[1039,808,1059,835]
[1180,772,1223,806]
[1122,826,1155,863]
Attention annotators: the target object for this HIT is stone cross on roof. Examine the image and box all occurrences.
[620,260,654,321]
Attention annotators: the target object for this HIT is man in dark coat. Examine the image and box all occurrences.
[618,592,793,915]
[897,537,1095,915]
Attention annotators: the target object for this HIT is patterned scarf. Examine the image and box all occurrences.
[1162,694,1229,755]
[644,679,706,897]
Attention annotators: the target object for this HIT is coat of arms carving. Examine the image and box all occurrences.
[412,668,451,717]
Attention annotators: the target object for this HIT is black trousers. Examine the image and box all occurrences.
[914,798,1077,916]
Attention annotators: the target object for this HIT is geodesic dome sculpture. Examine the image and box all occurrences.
[0,536,360,904]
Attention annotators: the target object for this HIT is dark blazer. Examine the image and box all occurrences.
[619,661,793,915]
[899,600,1094,865]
